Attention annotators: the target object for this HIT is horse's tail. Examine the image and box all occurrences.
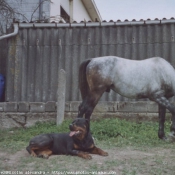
[79,58,92,100]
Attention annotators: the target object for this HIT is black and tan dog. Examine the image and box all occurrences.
[26,118,108,159]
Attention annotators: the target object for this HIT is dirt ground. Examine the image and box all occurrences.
[0,146,175,175]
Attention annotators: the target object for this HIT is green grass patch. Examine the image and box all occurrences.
[0,118,173,153]
[91,118,172,147]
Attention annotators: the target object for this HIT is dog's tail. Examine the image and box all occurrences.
[79,58,92,100]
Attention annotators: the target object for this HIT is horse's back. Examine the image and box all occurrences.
[87,56,173,75]
[88,56,175,79]
[86,56,175,99]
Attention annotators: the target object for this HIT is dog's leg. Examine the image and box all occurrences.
[77,151,92,160]
[68,150,92,159]
[26,146,38,157]
[31,150,37,157]
[89,146,108,156]
[27,134,53,158]
[37,149,53,159]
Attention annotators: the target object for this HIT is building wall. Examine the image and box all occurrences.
[50,0,61,18]
[73,0,91,22]
[3,20,175,102]
[60,0,91,22]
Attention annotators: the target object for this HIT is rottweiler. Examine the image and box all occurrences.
[26,118,108,159]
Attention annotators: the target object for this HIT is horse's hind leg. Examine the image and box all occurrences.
[84,96,98,121]
[78,89,105,120]
[84,89,106,120]
[77,98,88,118]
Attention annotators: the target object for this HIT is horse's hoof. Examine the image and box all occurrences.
[166,132,175,142]
[159,134,167,141]
[162,136,167,141]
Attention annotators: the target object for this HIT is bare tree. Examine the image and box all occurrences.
[0,0,16,35]
[0,0,51,36]
[30,0,52,22]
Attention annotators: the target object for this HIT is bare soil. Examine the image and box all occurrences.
[0,146,175,175]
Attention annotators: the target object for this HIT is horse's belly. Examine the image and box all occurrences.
[112,82,149,99]
[112,88,142,99]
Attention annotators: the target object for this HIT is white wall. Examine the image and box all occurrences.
[50,0,61,22]
[73,0,91,22]
[50,0,61,17]
[60,0,91,22]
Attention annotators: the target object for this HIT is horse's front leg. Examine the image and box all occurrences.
[158,104,166,140]
[158,97,175,141]
[169,111,175,141]
[151,93,175,141]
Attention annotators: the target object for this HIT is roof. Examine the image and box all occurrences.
[17,17,175,28]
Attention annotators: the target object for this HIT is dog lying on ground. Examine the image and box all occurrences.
[26,118,108,159]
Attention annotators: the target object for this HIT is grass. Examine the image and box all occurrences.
[91,118,173,148]
[0,118,175,174]
[0,118,173,152]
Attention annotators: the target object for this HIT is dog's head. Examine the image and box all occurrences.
[69,118,89,140]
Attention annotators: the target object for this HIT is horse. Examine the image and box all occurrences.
[77,56,175,141]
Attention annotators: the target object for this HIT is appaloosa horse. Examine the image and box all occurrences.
[77,56,175,140]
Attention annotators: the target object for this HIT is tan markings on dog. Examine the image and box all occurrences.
[77,151,92,160]
[71,126,87,140]
[30,146,40,157]
[30,146,52,158]
[30,150,37,157]
[90,146,108,156]
[37,149,52,159]
[74,143,94,150]
[73,144,80,149]
[88,144,95,149]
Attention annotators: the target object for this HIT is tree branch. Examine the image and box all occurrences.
[30,0,52,22]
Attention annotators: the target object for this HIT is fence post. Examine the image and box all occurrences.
[57,69,66,125]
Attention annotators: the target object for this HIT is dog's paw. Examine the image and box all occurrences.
[37,154,50,159]
[83,154,92,160]
[43,154,49,159]
[101,151,108,156]
[31,152,37,157]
